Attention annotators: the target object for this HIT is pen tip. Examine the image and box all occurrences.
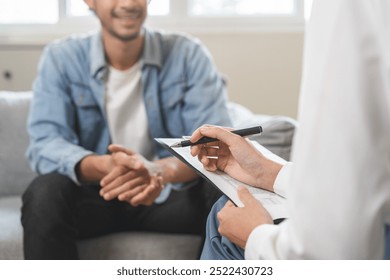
[170,143,181,148]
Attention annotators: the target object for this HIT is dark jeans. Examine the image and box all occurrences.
[21,173,221,259]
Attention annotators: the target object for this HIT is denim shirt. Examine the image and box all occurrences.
[27,28,232,202]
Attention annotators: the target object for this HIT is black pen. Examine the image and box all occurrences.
[170,125,263,148]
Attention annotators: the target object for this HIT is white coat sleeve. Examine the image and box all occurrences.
[245,0,390,259]
[272,162,293,198]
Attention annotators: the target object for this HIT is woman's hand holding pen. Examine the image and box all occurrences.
[99,144,163,207]
[190,125,277,249]
[190,125,282,192]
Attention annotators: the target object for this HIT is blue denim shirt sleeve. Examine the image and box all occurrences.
[26,45,94,184]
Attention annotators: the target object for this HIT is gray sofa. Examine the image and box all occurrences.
[0,91,296,260]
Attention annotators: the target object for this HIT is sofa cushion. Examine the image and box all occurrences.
[0,91,36,197]
[0,196,24,259]
[78,232,201,260]
[0,195,201,260]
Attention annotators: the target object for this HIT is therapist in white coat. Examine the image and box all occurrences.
[190,0,390,259]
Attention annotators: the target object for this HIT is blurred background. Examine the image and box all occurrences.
[0,0,314,118]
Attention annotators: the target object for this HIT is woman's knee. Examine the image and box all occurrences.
[206,196,229,231]
[212,196,229,213]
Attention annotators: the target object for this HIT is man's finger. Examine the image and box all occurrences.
[113,153,143,169]
[101,176,144,200]
[109,144,136,155]
[129,176,164,206]
[130,184,159,206]
[100,165,129,187]
[117,184,145,202]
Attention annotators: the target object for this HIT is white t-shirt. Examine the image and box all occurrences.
[245,0,390,259]
[105,62,155,160]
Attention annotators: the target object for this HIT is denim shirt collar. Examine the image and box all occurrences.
[142,28,163,69]
[89,28,162,80]
[90,31,106,80]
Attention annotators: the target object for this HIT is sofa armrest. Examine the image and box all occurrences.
[228,102,297,161]
[0,91,36,197]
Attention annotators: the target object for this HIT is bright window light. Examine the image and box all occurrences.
[68,0,91,17]
[0,0,58,24]
[67,0,169,17]
[189,0,296,16]
[0,0,306,35]
[305,0,313,20]
[148,0,170,15]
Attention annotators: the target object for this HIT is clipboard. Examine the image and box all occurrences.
[155,138,289,220]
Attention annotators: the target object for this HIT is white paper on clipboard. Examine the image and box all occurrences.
[155,138,289,220]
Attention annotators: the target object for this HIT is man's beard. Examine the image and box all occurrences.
[107,27,141,42]
[108,7,144,42]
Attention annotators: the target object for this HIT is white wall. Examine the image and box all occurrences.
[0,45,43,91]
[0,32,303,118]
[196,32,303,118]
